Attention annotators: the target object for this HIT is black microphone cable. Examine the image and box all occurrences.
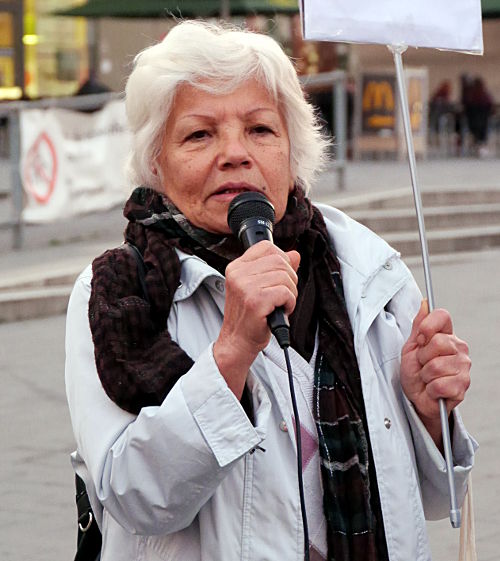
[283,343,310,561]
[228,192,310,561]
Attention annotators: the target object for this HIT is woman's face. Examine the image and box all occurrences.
[156,79,294,234]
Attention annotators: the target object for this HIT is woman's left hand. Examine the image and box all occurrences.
[400,300,471,450]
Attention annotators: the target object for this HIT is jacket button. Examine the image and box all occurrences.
[383,261,393,270]
[279,421,288,432]
[215,279,225,292]
[384,417,392,429]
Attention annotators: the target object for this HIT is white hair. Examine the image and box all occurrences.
[125,20,330,194]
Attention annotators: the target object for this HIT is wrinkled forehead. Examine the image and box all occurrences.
[177,73,277,101]
[167,76,284,123]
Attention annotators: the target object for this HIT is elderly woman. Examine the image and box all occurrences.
[65,20,475,561]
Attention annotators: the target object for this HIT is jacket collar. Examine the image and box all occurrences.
[173,250,224,303]
[317,203,412,345]
[173,205,413,345]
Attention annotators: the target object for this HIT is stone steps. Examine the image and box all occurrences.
[0,285,73,323]
[384,224,500,259]
[335,188,500,211]
[0,256,94,323]
[335,187,500,259]
[348,203,500,233]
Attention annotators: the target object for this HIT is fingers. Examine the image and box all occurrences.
[401,303,471,432]
[419,351,469,383]
[222,241,300,340]
[226,242,300,298]
[416,307,454,345]
[404,304,456,359]
[416,332,465,365]
[425,374,470,404]
[229,252,299,286]
[215,242,300,397]
[419,352,471,409]
[287,249,301,273]
[229,241,299,276]
[237,240,300,270]
[404,299,429,351]
[406,303,454,349]
[416,316,470,402]
[241,283,298,317]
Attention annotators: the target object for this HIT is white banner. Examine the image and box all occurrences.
[20,100,131,223]
[300,0,483,54]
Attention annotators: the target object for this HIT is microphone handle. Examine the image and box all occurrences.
[239,221,291,348]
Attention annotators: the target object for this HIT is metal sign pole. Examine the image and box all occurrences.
[389,44,461,529]
[9,109,23,250]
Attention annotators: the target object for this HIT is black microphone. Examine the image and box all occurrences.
[227,192,290,348]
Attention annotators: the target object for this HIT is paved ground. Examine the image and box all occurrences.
[412,250,500,561]
[1,156,499,559]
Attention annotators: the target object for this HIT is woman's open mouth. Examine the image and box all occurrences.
[217,188,249,194]
[212,183,260,199]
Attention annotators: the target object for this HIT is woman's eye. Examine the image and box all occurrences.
[185,130,209,141]
[252,125,273,135]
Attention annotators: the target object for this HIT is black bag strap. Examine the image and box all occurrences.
[75,474,96,533]
[124,241,150,303]
[74,474,101,561]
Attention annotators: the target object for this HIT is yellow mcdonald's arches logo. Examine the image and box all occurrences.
[362,80,395,112]
[367,115,395,128]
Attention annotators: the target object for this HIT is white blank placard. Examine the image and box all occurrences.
[301,0,483,54]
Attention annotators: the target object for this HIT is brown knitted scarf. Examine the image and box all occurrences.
[88,185,388,561]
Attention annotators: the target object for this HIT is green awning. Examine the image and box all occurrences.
[53,0,500,19]
[53,0,299,18]
[482,0,500,17]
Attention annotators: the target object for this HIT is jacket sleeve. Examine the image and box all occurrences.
[389,270,477,520]
[65,268,272,536]
[403,396,477,520]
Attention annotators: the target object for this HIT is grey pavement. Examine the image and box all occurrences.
[1,156,500,560]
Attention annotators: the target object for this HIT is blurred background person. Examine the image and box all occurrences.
[429,80,453,134]
[463,77,494,157]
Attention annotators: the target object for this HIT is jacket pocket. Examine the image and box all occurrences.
[367,308,405,384]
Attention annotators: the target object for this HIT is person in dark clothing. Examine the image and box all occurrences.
[463,77,494,155]
[75,74,111,96]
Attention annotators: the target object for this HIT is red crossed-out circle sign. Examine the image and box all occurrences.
[23,132,58,205]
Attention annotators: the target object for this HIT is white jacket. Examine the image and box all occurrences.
[65,204,476,561]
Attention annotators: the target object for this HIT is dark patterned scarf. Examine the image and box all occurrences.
[88,186,388,561]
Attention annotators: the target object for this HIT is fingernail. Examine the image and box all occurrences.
[422,299,429,314]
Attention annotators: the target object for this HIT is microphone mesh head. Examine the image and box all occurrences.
[227,192,275,235]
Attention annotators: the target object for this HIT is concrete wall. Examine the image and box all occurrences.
[95,17,500,104]
[94,18,175,92]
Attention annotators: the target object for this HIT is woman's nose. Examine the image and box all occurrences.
[217,132,252,169]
